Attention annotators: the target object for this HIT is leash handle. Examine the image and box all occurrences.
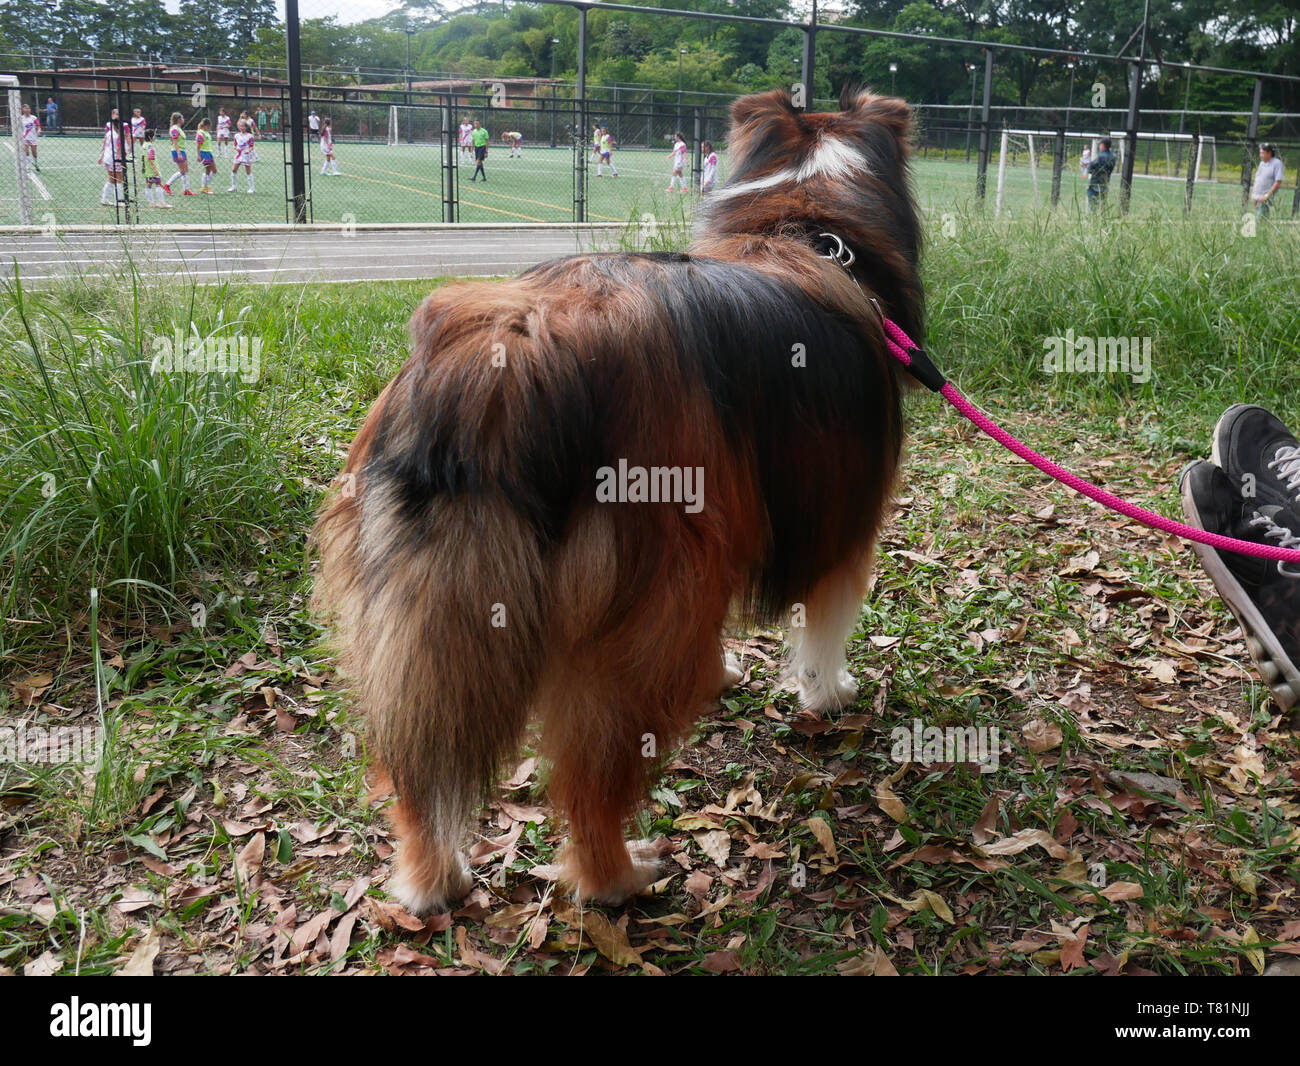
[879,317,1300,566]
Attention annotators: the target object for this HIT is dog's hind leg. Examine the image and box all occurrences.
[318,492,547,914]
[788,545,877,714]
[539,531,732,903]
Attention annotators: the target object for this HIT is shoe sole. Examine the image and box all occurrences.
[1179,461,1300,711]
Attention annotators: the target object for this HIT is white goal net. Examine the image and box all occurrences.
[387,104,450,148]
[2,74,34,225]
[993,128,1217,215]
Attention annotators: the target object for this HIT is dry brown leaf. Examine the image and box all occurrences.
[114,929,161,976]
[805,817,837,864]
[981,828,1070,860]
[1022,719,1063,753]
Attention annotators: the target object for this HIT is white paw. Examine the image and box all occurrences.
[795,666,858,713]
[723,651,744,687]
[568,838,670,906]
[386,854,472,914]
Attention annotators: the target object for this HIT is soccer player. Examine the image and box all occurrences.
[320,118,339,175]
[229,118,255,193]
[195,118,216,193]
[269,107,281,139]
[667,131,688,193]
[98,118,124,206]
[141,129,171,208]
[128,108,146,156]
[501,130,524,158]
[700,139,718,193]
[469,119,489,181]
[167,112,194,195]
[458,118,473,162]
[216,107,232,157]
[239,110,260,163]
[596,127,618,177]
[19,104,39,171]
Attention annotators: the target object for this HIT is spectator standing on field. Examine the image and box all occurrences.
[1086,137,1116,212]
[45,97,57,133]
[1252,143,1285,218]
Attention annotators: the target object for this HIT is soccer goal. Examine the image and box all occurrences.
[993,127,1218,215]
[387,104,448,147]
[2,74,34,225]
[1108,130,1217,186]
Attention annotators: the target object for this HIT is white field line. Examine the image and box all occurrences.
[2,140,52,200]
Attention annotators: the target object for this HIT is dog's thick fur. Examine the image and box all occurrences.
[314,86,923,911]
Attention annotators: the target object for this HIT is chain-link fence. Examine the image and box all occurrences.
[4,2,1300,228]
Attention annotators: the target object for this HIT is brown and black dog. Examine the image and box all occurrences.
[314,86,923,911]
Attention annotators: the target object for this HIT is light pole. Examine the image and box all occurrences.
[678,47,687,133]
[1176,61,1192,175]
[405,29,414,144]
[889,62,898,97]
[1064,59,1076,134]
[549,37,560,147]
[966,62,977,162]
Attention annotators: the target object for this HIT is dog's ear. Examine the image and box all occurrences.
[841,85,913,149]
[729,89,799,132]
[838,81,867,113]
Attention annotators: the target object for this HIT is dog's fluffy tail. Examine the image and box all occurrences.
[313,449,546,910]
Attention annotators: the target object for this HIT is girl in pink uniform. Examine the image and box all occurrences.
[667,131,689,193]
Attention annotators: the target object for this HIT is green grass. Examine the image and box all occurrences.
[1,133,1283,227]
[0,210,1297,975]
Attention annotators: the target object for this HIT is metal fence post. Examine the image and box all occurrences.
[975,49,993,203]
[800,0,817,107]
[442,93,457,223]
[1242,77,1262,208]
[1119,60,1141,215]
[1050,127,1065,206]
[285,0,308,223]
[574,5,587,222]
[1184,131,1199,214]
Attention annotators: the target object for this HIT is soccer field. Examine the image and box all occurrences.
[0,132,1270,227]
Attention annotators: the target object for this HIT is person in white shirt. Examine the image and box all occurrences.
[667,131,688,193]
[19,105,40,171]
[700,140,718,193]
[1253,143,1285,218]
[229,119,256,193]
[216,108,232,156]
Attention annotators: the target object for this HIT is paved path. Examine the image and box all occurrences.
[0,223,631,284]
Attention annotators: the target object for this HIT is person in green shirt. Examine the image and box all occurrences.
[269,107,281,139]
[470,119,490,181]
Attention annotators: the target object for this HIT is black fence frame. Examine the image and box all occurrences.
[7,0,1300,224]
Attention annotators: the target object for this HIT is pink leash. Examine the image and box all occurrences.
[879,316,1300,565]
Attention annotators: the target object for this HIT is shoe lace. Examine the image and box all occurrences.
[1248,509,1300,579]
[1267,445,1300,501]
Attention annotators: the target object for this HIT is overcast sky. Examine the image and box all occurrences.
[160,2,821,27]
[161,2,405,23]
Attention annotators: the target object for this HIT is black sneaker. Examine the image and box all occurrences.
[1212,404,1300,515]
[1179,460,1300,711]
